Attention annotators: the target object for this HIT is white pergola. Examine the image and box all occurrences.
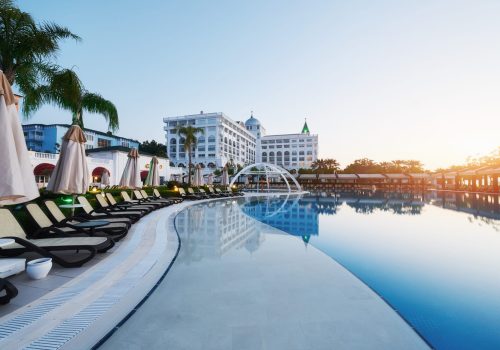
[229,162,302,193]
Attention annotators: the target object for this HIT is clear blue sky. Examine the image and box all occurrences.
[20,0,500,169]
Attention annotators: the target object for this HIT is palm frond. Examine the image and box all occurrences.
[81,92,119,132]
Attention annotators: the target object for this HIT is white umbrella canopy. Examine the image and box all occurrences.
[119,148,141,189]
[101,170,110,186]
[46,125,89,195]
[145,156,160,187]
[221,165,229,186]
[192,164,200,186]
[0,72,39,204]
[196,164,204,186]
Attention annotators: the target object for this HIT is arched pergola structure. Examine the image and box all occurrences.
[230,162,302,193]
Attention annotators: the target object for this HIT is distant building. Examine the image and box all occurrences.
[244,113,266,163]
[22,124,140,154]
[29,146,172,188]
[164,112,319,170]
[260,120,318,169]
[163,112,257,168]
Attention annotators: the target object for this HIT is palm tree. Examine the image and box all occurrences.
[24,68,119,131]
[0,0,80,112]
[175,125,204,185]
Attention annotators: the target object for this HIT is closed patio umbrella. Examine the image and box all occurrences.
[101,170,110,186]
[192,165,200,186]
[207,173,214,185]
[0,71,39,204]
[119,148,141,189]
[47,125,89,195]
[145,156,160,187]
[196,164,204,186]
[221,165,229,186]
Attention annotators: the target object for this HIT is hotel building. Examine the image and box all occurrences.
[164,112,318,170]
[22,124,140,153]
[163,112,257,168]
[246,117,318,170]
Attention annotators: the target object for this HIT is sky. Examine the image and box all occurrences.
[20,0,500,170]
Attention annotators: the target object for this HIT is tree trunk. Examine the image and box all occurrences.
[4,67,15,85]
[188,149,192,186]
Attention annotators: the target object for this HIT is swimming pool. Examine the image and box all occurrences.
[241,191,500,350]
[100,196,427,349]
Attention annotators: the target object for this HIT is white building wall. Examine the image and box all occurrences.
[260,133,318,170]
[163,112,256,170]
[29,150,171,188]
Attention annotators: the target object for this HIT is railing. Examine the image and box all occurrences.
[33,152,57,160]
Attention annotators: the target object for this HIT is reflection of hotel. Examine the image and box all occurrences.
[175,201,264,263]
[241,198,319,238]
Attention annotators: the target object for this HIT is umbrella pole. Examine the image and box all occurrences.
[72,194,76,217]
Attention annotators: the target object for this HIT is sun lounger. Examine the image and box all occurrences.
[188,188,208,199]
[227,186,244,196]
[0,278,18,304]
[121,191,158,211]
[103,193,151,216]
[45,200,132,228]
[78,196,143,222]
[153,189,183,203]
[0,208,113,268]
[198,188,216,198]
[177,188,197,200]
[215,188,232,197]
[26,203,129,242]
[140,190,175,205]
[132,190,167,208]
[207,187,223,197]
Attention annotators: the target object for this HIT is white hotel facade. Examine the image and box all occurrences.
[163,112,257,169]
[164,112,318,170]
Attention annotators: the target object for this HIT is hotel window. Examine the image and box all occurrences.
[208,145,215,151]
[198,145,205,152]
[208,135,216,143]
[97,138,111,148]
[262,146,267,149]
[277,145,282,148]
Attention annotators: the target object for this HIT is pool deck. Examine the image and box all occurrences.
[0,194,429,349]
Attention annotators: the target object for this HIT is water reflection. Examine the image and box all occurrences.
[239,191,500,350]
[242,195,318,244]
[175,201,265,263]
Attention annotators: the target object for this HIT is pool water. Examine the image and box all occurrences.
[240,191,500,350]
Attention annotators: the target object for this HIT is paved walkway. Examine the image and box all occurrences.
[0,201,187,349]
